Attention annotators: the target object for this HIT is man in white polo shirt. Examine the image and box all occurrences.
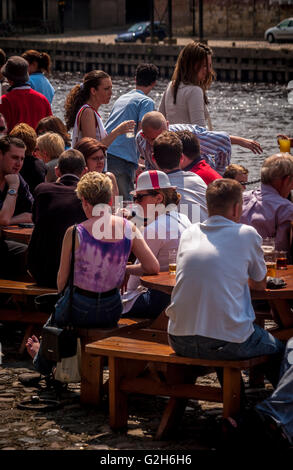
[166,178,284,387]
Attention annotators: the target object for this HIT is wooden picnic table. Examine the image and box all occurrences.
[141,268,293,336]
[1,225,33,244]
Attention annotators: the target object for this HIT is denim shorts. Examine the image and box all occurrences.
[54,286,122,328]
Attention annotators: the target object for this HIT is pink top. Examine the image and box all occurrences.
[74,222,132,293]
[240,184,293,252]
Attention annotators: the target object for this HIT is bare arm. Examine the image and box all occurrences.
[101,120,135,148]
[10,212,32,224]
[249,276,267,291]
[105,171,119,200]
[0,175,19,226]
[230,136,263,154]
[129,226,160,275]
[57,226,79,292]
[79,108,97,140]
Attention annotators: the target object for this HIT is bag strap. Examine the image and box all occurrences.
[67,224,77,326]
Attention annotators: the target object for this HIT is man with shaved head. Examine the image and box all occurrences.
[136,111,262,175]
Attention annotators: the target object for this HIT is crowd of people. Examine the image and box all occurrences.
[0,41,292,448]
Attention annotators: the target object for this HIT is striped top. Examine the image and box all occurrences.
[136,123,231,175]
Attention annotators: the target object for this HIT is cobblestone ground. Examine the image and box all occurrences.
[0,324,274,451]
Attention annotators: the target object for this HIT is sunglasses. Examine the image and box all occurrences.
[0,126,6,132]
[133,191,159,202]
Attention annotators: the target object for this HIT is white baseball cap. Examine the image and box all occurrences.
[131,170,176,195]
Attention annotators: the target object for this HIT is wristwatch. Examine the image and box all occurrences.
[7,188,17,196]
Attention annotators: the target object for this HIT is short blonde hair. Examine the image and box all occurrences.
[36,132,65,161]
[261,153,293,185]
[76,171,112,206]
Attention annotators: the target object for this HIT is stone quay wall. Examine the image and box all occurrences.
[1,38,293,83]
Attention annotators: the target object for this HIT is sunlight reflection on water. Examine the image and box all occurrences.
[51,72,292,185]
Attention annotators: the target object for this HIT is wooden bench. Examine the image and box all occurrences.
[77,317,152,405]
[85,328,270,439]
[0,279,57,353]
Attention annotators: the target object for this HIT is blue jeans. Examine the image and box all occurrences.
[33,287,122,375]
[256,337,293,443]
[169,324,285,387]
[54,287,122,328]
[125,288,171,319]
[107,153,136,200]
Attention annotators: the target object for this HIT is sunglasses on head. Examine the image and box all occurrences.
[133,191,159,202]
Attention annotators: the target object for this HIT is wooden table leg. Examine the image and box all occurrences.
[80,351,104,406]
[222,367,242,419]
[270,299,293,329]
[155,364,199,440]
[109,356,129,430]
[156,397,188,440]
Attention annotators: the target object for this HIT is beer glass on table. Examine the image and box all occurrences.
[265,251,277,278]
[169,249,177,275]
[261,237,275,254]
[276,251,287,270]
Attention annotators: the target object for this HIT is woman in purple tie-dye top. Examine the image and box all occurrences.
[54,171,159,328]
[27,172,159,374]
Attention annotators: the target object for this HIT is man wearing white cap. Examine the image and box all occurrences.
[152,131,208,223]
[122,169,191,318]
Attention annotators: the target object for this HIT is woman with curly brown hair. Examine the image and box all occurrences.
[36,115,71,149]
[65,70,134,148]
[22,49,55,104]
[159,42,215,129]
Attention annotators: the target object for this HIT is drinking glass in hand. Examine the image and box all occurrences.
[279,138,291,153]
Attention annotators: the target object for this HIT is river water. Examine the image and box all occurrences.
[50,72,292,185]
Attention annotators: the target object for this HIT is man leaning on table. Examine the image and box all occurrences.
[166,178,284,388]
[0,135,33,279]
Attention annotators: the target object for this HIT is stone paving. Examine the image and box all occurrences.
[0,324,275,451]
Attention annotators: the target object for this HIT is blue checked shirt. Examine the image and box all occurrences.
[136,123,231,175]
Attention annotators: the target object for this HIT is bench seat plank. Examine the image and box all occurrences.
[0,280,56,295]
[85,329,271,437]
[86,331,269,369]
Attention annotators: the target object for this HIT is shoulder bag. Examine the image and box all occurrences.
[39,225,78,362]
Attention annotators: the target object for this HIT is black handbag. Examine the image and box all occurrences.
[39,225,78,362]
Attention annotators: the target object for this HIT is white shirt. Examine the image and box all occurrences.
[167,170,208,223]
[72,104,107,147]
[166,216,267,342]
[122,211,191,314]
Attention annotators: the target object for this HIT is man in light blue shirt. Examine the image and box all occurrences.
[106,64,158,199]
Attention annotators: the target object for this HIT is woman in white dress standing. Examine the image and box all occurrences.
[159,42,215,129]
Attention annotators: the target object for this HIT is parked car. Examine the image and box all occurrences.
[264,18,293,43]
[115,21,167,43]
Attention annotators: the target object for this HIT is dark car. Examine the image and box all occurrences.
[115,21,167,43]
